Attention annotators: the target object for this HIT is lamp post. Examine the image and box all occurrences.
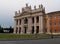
[51,29,53,39]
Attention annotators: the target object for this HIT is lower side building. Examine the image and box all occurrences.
[45,11,60,34]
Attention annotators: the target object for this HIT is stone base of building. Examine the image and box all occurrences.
[52,33,60,35]
[46,32,60,35]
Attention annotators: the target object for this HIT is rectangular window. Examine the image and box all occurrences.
[54,23,56,25]
[19,27,21,33]
[45,28,47,32]
[58,15,60,18]
[59,22,60,25]
[32,26,34,34]
[19,19,21,25]
[49,16,52,20]
[36,26,39,33]
[16,20,18,25]
[36,16,39,23]
[54,16,56,19]
[55,29,56,33]
[50,28,52,33]
[24,17,28,24]
[50,23,52,26]
[24,27,27,34]
[32,17,34,23]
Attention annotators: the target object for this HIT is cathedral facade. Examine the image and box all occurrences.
[14,4,45,34]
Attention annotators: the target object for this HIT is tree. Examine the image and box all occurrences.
[0,25,1,29]
[0,25,3,33]
[9,26,13,33]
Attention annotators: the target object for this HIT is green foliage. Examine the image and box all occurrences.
[0,34,51,39]
[0,34,59,39]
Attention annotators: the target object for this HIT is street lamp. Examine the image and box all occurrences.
[51,29,53,39]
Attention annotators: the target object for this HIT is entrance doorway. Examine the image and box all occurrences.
[36,26,39,34]
[24,27,27,34]
[32,26,34,34]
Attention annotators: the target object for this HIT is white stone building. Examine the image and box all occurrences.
[14,4,45,34]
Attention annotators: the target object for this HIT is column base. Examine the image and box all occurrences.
[27,32,31,34]
[39,32,44,34]
[13,32,16,34]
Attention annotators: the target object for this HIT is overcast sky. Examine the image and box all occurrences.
[0,0,60,28]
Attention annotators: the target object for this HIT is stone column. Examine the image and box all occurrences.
[17,19,19,34]
[27,17,32,34]
[39,16,41,34]
[21,18,24,34]
[34,16,36,34]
